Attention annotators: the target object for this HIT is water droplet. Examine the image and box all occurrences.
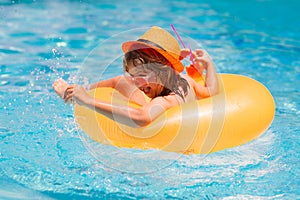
[52,48,57,55]
[56,42,67,47]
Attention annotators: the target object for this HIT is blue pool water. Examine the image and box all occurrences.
[1,0,299,199]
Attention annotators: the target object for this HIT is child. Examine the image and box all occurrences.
[53,26,218,127]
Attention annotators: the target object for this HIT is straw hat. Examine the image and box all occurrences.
[122,26,184,72]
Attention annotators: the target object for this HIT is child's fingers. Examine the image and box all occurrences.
[64,92,74,103]
[195,49,205,57]
[193,57,207,69]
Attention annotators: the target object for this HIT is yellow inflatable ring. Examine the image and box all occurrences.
[74,74,275,154]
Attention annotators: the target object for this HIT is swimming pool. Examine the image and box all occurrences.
[1,0,299,199]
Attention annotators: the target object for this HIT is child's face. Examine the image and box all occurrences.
[124,64,164,98]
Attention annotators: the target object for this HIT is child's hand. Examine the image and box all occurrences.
[53,78,69,99]
[63,85,93,106]
[180,49,213,78]
[192,49,213,71]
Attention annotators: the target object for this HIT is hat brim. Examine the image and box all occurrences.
[122,41,184,73]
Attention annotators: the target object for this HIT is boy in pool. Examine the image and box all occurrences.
[53,26,218,127]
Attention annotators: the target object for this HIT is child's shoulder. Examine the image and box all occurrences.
[181,74,197,86]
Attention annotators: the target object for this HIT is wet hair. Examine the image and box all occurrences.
[123,48,190,101]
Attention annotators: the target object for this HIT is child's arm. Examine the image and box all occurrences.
[181,49,219,98]
[90,75,148,105]
[53,75,148,106]
[63,85,178,127]
[88,75,122,90]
